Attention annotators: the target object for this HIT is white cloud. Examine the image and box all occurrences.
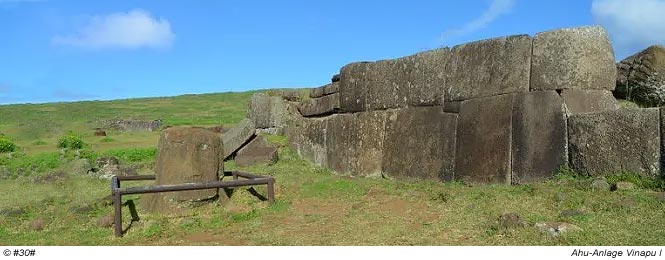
[52,9,174,50]
[592,0,665,57]
[439,0,516,43]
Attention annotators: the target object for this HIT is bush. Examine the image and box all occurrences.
[58,132,85,149]
[0,134,17,153]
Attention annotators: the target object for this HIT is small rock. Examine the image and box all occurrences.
[32,171,67,184]
[30,218,45,231]
[331,73,341,83]
[97,215,114,228]
[68,205,94,214]
[497,213,527,229]
[180,217,199,227]
[94,128,107,136]
[614,181,636,191]
[0,166,10,179]
[591,178,611,191]
[535,222,582,237]
[611,198,638,209]
[560,209,586,218]
[68,159,92,175]
[655,192,665,203]
[0,208,25,217]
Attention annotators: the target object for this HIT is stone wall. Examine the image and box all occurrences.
[244,25,664,184]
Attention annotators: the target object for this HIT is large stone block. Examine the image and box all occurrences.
[568,108,660,177]
[292,117,329,167]
[455,94,515,184]
[382,107,457,181]
[309,82,340,98]
[560,89,619,114]
[531,26,616,91]
[145,127,222,213]
[222,118,256,159]
[408,48,450,107]
[325,111,388,176]
[247,93,293,128]
[236,136,278,167]
[339,62,370,113]
[446,35,532,101]
[298,93,340,116]
[366,59,409,110]
[511,91,568,184]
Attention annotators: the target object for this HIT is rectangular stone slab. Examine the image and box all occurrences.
[531,26,616,91]
[559,89,619,114]
[366,59,409,110]
[353,110,388,177]
[568,108,660,177]
[382,107,457,181]
[408,48,450,107]
[511,91,568,184]
[222,118,256,160]
[445,35,532,101]
[339,62,370,113]
[326,114,355,173]
[309,82,340,98]
[298,93,340,117]
[293,117,329,167]
[455,94,515,184]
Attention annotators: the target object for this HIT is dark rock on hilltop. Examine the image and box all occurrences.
[616,45,665,107]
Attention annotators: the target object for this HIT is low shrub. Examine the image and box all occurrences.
[58,132,85,149]
[0,134,17,153]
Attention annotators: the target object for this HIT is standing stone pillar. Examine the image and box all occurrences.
[144,127,223,213]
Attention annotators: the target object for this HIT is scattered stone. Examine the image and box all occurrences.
[560,209,586,218]
[611,198,638,209]
[331,73,340,83]
[32,171,67,184]
[97,215,114,228]
[101,119,162,132]
[30,218,45,231]
[498,213,527,229]
[235,136,279,167]
[568,108,660,177]
[222,118,256,159]
[531,26,616,91]
[68,205,94,215]
[613,181,636,191]
[0,208,25,217]
[654,192,665,203]
[0,166,9,179]
[96,157,120,168]
[67,158,92,175]
[615,45,665,107]
[535,222,582,237]
[94,128,107,136]
[590,178,611,191]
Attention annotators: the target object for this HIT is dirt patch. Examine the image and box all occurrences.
[183,232,249,246]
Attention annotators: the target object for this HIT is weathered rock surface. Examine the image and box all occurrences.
[339,62,371,113]
[102,119,162,132]
[511,91,568,183]
[145,127,223,213]
[615,45,665,107]
[382,107,457,181]
[299,93,340,116]
[531,26,616,91]
[498,213,527,229]
[590,178,611,191]
[535,222,582,237]
[559,89,619,114]
[408,48,449,107]
[291,117,329,167]
[247,93,293,129]
[222,118,256,159]
[327,111,388,176]
[568,108,660,177]
[446,35,532,101]
[235,136,279,167]
[455,94,514,184]
[613,181,636,191]
[309,82,340,98]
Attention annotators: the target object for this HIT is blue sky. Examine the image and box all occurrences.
[1,0,664,104]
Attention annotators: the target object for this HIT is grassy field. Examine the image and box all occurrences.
[1,93,664,245]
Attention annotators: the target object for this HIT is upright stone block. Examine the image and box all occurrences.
[531,26,616,91]
[222,118,256,159]
[326,114,355,173]
[408,48,450,107]
[145,127,222,213]
[455,94,515,184]
[446,35,532,101]
[559,89,619,114]
[353,111,388,176]
[339,62,370,113]
[512,91,568,183]
[293,117,329,167]
[247,93,293,129]
[309,82,340,98]
[568,108,660,177]
[366,59,409,110]
[383,107,457,181]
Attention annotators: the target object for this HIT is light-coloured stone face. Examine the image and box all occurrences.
[298,93,340,117]
[531,26,617,91]
[559,89,619,114]
[568,108,660,177]
[222,118,256,159]
[446,35,532,101]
